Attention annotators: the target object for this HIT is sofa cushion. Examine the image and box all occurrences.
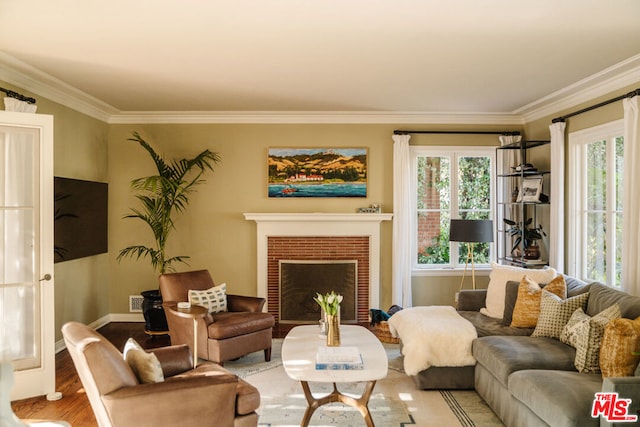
[600,316,640,377]
[531,291,589,339]
[511,275,567,328]
[564,275,591,297]
[459,311,533,337]
[586,283,640,319]
[186,362,260,415]
[501,281,520,326]
[509,370,602,427]
[481,262,556,319]
[209,312,275,339]
[473,336,577,387]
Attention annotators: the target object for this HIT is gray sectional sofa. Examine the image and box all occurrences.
[448,276,640,427]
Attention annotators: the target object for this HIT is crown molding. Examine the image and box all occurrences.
[0,52,119,122]
[516,53,640,123]
[107,110,523,125]
[2,51,638,125]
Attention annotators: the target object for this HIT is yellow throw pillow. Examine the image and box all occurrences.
[599,316,640,378]
[511,275,567,328]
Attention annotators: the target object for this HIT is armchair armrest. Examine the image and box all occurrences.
[150,344,193,377]
[457,289,487,312]
[103,374,239,427]
[227,294,266,312]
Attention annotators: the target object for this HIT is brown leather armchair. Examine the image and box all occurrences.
[62,321,260,427]
[159,269,275,364]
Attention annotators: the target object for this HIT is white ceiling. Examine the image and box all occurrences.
[1,0,640,118]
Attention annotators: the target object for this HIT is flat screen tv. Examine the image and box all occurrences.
[54,177,108,263]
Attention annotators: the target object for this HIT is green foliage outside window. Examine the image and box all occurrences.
[417,154,492,265]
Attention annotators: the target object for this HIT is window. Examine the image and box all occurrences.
[411,146,494,270]
[569,120,623,287]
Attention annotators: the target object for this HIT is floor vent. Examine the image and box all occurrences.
[129,295,144,312]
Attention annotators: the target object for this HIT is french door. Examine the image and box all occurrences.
[0,111,55,400]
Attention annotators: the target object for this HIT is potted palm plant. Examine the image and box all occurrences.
[117,132,221,334]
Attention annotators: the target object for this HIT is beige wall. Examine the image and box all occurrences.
[108,125,526,313]
[4,79,639,336]
[1,80,110,341]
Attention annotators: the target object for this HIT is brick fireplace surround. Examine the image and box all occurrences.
[244,213,393,323]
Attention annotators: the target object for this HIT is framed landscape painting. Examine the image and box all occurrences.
[268,147,368,198]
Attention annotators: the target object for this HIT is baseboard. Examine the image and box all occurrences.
[55,313,145,354]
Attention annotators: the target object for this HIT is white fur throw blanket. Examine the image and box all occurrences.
[387,306,477,376]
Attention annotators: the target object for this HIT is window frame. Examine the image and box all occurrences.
[568,120,624,287]
[410,145,495,274]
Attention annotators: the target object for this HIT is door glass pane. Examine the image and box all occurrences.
[0,126,39,365]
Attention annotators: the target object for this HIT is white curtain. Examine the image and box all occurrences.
[622,96,640,295]
[392,134,412,308]
[4,97,37,113]
[549,122,566,272]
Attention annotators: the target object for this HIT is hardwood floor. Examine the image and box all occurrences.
[11,322,168,425]
[10,321,298,425]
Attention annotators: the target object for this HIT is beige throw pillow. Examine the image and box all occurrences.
[599,316,640,378]
[481,262,557,319]
[511,275,567,328]
[532,291,590,339]
[189,283,227,313]
[123,338,164,384]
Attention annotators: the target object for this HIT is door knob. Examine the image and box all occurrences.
[39,274,52,281]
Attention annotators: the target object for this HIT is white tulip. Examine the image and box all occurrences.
[337,295,343,303]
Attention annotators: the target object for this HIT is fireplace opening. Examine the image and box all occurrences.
[279,260,357,324]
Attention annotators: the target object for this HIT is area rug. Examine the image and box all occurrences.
[225,336,503,426]
[258,391,415,427]
[440,390,504,427]
[223,338,283,378]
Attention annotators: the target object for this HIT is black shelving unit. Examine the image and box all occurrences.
[496,140,551,268]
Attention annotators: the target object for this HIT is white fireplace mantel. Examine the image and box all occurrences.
[244,212,393,310]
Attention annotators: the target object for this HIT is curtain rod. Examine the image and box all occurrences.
[0,87,37,104]
[552,88,640,123]
[393,130,520,136]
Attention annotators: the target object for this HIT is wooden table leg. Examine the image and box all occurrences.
[298,380,377,427]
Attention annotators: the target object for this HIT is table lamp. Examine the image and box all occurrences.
[449,219,494,290]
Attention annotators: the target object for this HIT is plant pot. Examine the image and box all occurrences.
[141,289,168,335]
[524,242,541,260]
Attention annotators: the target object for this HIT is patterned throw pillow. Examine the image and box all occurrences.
[572,304,621,373]
[511,275,567,328]
[560,308,589,348]
[531,291,590,339]
[122,338,164,384]
[599,316,640,378]
[189,283,227,313]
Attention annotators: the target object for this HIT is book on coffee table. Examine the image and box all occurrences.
[315,346,364,370]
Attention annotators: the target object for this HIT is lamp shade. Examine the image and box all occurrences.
[449,219,494,243]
